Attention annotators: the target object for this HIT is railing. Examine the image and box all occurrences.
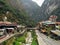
[0,29,26,44]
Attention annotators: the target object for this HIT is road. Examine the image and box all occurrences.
[35,30,60,45]
[35,30,47,45]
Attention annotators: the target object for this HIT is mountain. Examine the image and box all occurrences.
[40,0,60,21]
[20,0,60,22]
[19,0,40,17]
[9,0,60,22]
[0,0,36,27]
[6,0,41,22]
[1,0,60,27]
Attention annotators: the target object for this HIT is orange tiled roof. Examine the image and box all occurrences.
[55,22,60,25]
[0,21,17,26]
[0,21,11,24]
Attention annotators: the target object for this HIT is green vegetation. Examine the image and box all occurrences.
[3,41,7,45]
[59,25,60,30]
[46,27,52,35]
[13,32,27,45]
[3,37,15,45]
[13,41,20,45]
[31,30,38,45]
[32,39,38,45]
[0,0,36,27]
[3,32,27,45]
[31,30,37,39]
[16,36,25,43]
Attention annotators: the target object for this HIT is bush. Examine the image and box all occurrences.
[13,41,20,45]
[16,36,25,43]
[31,30,38,45]
[31,39,38,45]
[3,41,7,45]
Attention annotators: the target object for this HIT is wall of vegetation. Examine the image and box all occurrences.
[0,0,36,27]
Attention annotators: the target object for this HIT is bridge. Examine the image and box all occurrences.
[0,29,26,44]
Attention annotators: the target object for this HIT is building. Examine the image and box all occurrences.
[0,21,17,37]
[17,25,25,32]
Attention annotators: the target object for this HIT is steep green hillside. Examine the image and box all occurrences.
[0,0,36,27]
[5,0,41,22]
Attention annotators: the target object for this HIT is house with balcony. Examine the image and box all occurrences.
[0,21,17,37]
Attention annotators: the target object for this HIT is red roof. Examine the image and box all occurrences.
[0,21,17,26]
[55,22,60,25]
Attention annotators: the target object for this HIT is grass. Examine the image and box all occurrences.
[13,36,25,45]
[13,41,20,45]
[3,41,7,45]
[13,32,27,45]
[3,32,27,45]
[16,36,25,43]
[31,30,38,45]
[31,39,38,45]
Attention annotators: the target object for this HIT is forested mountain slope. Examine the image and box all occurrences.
[16,0,60,22]
[0,0,35,27]
[6,0,41,22]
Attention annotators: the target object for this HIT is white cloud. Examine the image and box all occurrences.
[32,0,44,6]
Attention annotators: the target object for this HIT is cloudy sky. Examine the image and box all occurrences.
[32,0,44,6]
